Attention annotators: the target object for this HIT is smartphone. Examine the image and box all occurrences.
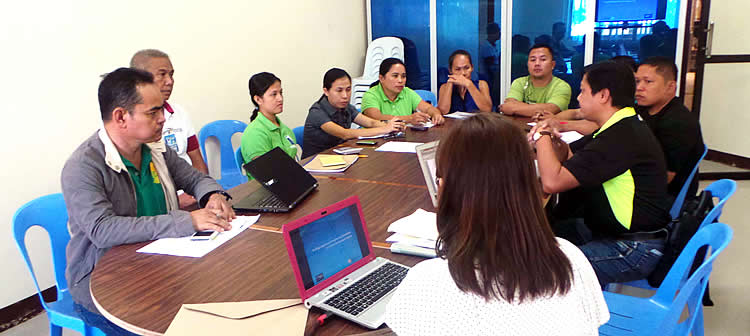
[356,140,377,145]
[191,230,218,241]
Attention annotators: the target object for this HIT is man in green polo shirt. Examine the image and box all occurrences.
[499,44,571,117]
[530,62,670,288]
[62,68,236,335]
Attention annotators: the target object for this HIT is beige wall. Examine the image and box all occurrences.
[0,0,367,309]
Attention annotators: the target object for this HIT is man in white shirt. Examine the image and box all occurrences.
[131,49,208,206]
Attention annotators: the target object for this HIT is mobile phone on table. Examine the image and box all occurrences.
[356,140,377,145]
[191,231,218,241]
[333,147,363,155]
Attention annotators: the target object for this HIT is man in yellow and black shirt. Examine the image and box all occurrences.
[530,61,670,288]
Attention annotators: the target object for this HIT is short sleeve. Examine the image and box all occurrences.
[506,77,525,101]
[563,133,633,187]
[240,124,272,163]
[548,80,572,111]
[306,104,333,129]
[360,87,381,112]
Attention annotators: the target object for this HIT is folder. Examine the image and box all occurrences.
[303,154,358,173]
[164,298,308,335]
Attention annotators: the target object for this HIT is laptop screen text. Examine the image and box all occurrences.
[289,204,370,290]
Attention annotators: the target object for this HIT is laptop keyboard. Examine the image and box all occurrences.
[324,263,409,316]
[257,193,286,208]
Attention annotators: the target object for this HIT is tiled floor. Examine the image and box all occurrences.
[4,177,750,335]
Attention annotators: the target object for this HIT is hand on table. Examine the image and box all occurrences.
[381,118,406,133]
[532,110,555,122]
[190,193,236,232]
[430,112,445,125]
[408,111,431,124]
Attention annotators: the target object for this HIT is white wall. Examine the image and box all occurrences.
[0,0,367,309]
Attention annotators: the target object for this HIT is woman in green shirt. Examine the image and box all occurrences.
[240,72,299,179]
[361,58,445,125]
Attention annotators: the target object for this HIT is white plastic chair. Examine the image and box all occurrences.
[351,37,405,108]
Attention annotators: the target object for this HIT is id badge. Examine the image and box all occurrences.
[164,133,178,152]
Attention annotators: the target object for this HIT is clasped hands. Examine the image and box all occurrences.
[190,193,236,232]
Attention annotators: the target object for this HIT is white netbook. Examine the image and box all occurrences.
[415,141,439,208]
[282,196,410,329]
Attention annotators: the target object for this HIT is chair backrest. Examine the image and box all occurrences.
[198,120,247,188]
[670,144,708,219]
[235,147,244,175]
[12,193,70,307]
[362,37,405,79]
[652,223,733,334]
[699,179,737,229]
[293,126,304,150]
[414,90,437,106]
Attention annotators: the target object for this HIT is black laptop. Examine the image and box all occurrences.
[233,147,318,213]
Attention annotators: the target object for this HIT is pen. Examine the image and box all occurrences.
[286,135,295,146]
[559,121,568,124]
[358,154,369,158]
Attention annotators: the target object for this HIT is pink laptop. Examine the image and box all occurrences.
[282,196,410,329]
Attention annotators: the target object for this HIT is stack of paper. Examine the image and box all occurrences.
[386,209,438,258]
[444,111,476,119]
[375,141,424,154]
[136,215,260,258]
[303,154,358,173]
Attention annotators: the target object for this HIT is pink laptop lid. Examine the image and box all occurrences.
[282,196,376,301]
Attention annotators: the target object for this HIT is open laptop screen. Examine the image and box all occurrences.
[288,204,370,290]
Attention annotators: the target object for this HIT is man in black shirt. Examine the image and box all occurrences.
[530,62,671,287]
[635,57,705,197]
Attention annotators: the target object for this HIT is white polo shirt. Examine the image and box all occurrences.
[162,102,199,165]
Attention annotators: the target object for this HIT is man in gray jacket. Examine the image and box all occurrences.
[62,67,235,335]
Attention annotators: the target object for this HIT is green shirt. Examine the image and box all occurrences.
[240,113,298,179]
[507,76,572,111]
[120,145,167,217]
[361,83,422,117]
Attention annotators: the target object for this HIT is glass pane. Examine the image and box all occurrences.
[511,0,588,108]
[371,0,431,91]
[437,0,502,109]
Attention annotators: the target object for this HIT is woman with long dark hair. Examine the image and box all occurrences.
[436,50,492,114]
[301,68,404,158]
[385,114,608,335]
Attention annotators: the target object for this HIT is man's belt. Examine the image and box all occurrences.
[619,228,668,241]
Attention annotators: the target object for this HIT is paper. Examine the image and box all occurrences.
[386,232,436,249]
[319,155,347,167]
[303,154,358,173]
[406,121,435,128]
[387,209,438,240]
[527,122,537,126]
[136,215,260,258]
[560,131,584,144]
[375,141,424,154]
[358,133,389,139]
[444,111,476,119]
[165,299,308,336]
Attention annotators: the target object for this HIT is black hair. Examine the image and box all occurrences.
[486,22,500,35]
[370,58,405,88]
[448,50,473,69]
[611,55,637,72]
[512,34,531,53]
[248,72,281,121]
[528,43,555,59]
[583,61,636,109]
[321,68,351,101]
[639,56,678,81]
[98,67,154,121]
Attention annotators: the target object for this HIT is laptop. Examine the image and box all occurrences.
[415,141,439,208]
[282,196,410,329]
[233,147,318,213]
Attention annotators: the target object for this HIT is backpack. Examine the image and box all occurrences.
[647,190,715,306]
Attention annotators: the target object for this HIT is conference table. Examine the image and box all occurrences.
[90,115,533,335]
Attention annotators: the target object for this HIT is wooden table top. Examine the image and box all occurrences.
[90,113,533,335]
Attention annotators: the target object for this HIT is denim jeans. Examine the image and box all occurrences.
[74,301,139,336]
[553,218,665,288]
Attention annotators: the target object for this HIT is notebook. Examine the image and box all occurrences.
[415,141,439,208]
[282,196,410,329]
[233,147,318,213]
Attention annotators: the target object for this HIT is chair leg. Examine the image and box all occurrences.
[49,323,62,336]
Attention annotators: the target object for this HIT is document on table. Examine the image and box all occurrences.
[165,299,307,335]
[375,141,424,153]
[444,111,476,119]
[406,121,435,128]
[136,215,260,258]
[560,131,584,143]
[387,209,438,240]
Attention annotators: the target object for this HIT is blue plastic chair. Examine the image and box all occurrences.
[599,223,733,336]
[12,194,105,336]
[414,89,437,106]
[293,126,304,150]
[670,145,708,219]
[235,147,245,177]
[198,120,248,189]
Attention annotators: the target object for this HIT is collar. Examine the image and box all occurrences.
[256,113,281,131]
[593,107,636,138]
[98,128,166,173]
[164,101,174,114]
